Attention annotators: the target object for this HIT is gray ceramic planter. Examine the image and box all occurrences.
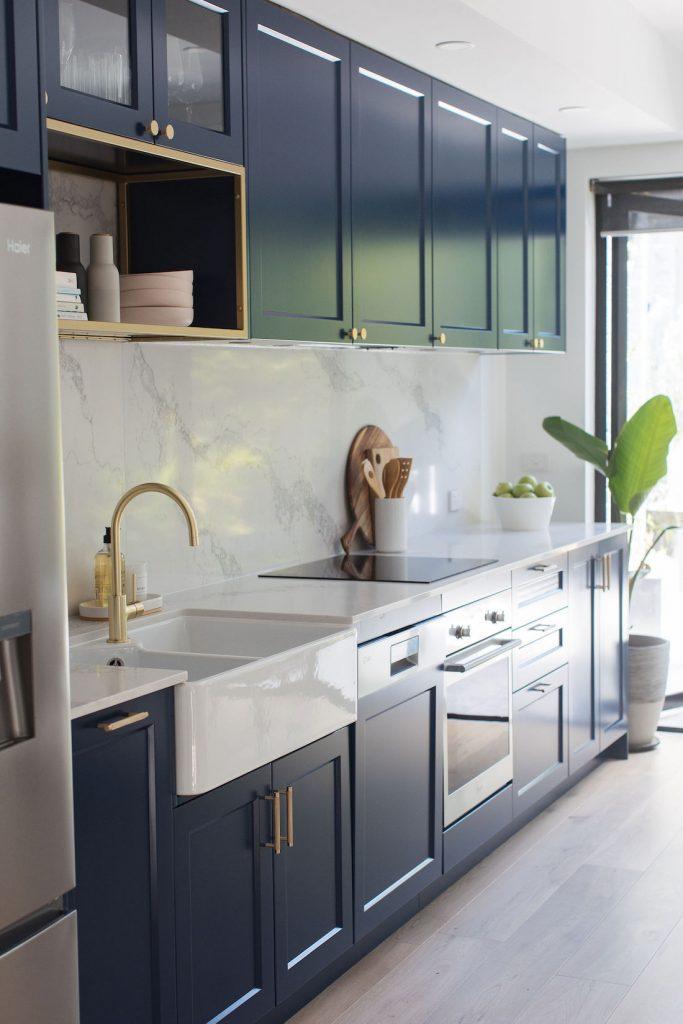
[628,634,670,751]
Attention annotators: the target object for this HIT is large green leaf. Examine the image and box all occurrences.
[542,416,609,475]
[608,395,677,517]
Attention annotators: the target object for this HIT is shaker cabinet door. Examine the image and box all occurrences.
[0,0,41,174]
[568,545,599,772]
[531,125,565,351]
[41,0,155,140]
[597,536,628,749]
[246,0,352,342]
[497,111,533,350]
[175,765,276,1024]
[351,45,432,347]
[152,0,243,163]
[272,730,353,1002]
[513,664,569,815]
[432,82,497,349]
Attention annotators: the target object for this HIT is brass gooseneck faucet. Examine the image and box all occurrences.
[107,483,199,643]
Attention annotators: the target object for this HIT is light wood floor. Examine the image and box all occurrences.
[292,733,683,1024]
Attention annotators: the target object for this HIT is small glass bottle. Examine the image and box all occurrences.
[94,527,126,607]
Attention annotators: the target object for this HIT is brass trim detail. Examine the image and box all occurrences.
[347,327,359,341]
[359,327,368,341]
[148,120,160,138]
[285,786,294,847]
[265,791,282,855]
[97,711,150,732]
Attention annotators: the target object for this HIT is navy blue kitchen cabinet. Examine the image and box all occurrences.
[41,0,243,160]
[597,534,628,749]
[0,0,41,174]
[496,110,533,350]
[68,690,176,1024]
[512,664,569,815]
[246,0,352,342]
[175,764,276,1024]
[531,125,566,351]
[271,730,353,1001]
[351,45,432,347]
[568,544,600,772]
[432,82,497,349]
[174,728,352,1022]
[41,0,156,140]
[354,668,443,940]
[151,0,243,162]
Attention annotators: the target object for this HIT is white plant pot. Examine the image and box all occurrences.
[628,634,670,751]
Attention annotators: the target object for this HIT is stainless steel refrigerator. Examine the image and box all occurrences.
[0,204,79,1021]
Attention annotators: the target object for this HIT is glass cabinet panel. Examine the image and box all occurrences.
[0,1,10,128]
[58,0,132,105]
[165,0,225,132]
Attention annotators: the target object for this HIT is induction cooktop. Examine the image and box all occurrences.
[260,554,497,584]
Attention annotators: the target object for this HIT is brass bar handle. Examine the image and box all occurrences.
[265,791,282,855]
[285,786,294,848]
[97,711,149,732]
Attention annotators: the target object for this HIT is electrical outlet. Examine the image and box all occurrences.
[448,489,462,512]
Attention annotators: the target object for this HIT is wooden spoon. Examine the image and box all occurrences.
[394,458,413,498]
[362,458,385,499]
[383,458,401,499]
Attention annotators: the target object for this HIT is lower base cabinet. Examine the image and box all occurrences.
[69,691,175,1024]
[513,664,569,816]
[174,728,353,1024]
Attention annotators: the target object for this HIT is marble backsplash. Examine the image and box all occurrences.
[60,341,506,610]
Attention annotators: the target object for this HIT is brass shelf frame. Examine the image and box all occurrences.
[47,118,248,343]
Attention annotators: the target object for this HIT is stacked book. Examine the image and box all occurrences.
[56,271,88,321]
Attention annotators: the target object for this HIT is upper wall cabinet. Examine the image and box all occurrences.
[246,0,352,342]
[0,0,41,174]
[432,82,497,350]
[351,46,432,347]
[531,124,566,351]
[41,0,243,163]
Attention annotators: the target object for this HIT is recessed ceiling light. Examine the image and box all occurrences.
[435,40,475,51]
[558,105,589,113]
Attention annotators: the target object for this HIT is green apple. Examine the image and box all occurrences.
[512,482,535,498]
[493,481,513,497]
[518,491,537,498]
[535,481,555,498]
[497,491,514,498]
[518,474,538,487]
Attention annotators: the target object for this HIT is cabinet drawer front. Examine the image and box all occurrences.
[443,785,512,875]
[513,664,568,815]
[443,590,512,655]
[513,609,568,692]
[512,554,568,626]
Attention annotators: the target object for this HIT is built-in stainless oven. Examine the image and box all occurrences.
[443,631,520,826]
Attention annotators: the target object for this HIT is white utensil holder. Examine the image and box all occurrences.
[374,498,407,553]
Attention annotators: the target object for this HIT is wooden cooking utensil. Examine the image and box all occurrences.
[394,457,413,498]
[362,459,385,499]
[343,424,394,551]
[383,458,401,499]
[369,446,399,488]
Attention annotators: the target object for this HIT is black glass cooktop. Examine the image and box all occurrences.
[261,554,497,584]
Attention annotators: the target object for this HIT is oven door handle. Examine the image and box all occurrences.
[443,637,521,674]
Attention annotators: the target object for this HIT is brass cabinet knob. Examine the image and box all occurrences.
[438,332,446,346]
[148,119,160,137]
[359,327,367,341]
[347,327,359,341]
[163,124,175,141]
[527,337,546,350]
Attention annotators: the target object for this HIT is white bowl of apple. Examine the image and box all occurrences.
[493,476,556,531]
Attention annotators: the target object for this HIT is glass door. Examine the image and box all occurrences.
[42,0,155,141]
[0,0,41,175]
[152,0,243,163]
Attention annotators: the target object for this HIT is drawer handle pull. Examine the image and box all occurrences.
[529,682,553,692]
[595,554,612,591]
[529,563,560,574]
[529,622,557,633]
[285,786,294,848]
[265,790,282,855]
[97,711,149,732]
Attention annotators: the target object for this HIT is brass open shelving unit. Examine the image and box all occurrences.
[47,118,248,343]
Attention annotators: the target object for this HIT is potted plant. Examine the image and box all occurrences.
[543,395,678,751]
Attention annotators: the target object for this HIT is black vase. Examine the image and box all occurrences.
[56,232,87,310]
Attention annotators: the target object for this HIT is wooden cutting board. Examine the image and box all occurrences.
[343,424,394,550]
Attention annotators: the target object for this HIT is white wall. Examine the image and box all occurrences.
[505,140,683,522]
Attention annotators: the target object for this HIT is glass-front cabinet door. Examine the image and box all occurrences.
[42,0,155,141]
[152,0,243,163]
[0,0,41,174]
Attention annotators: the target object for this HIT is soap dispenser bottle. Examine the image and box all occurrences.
[94,527,126,607]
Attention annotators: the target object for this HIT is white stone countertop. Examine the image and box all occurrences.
[70,664,188,720]
[70,520,628,651]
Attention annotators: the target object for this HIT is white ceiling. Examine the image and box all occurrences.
[278,0,683,148]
